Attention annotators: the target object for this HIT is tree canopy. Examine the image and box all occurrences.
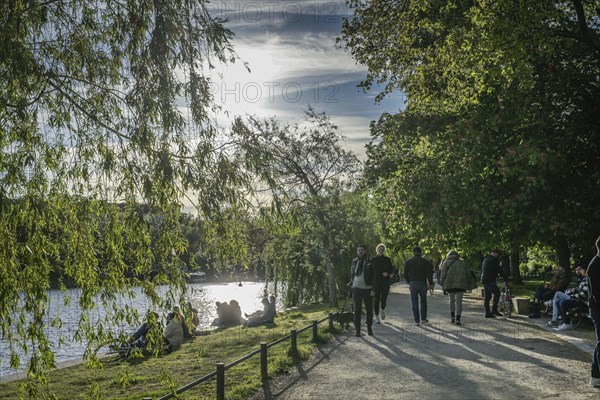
[340,0,600,266]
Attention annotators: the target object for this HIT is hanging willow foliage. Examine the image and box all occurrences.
[0,0,255,390]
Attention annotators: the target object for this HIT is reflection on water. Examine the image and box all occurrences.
[0,281,279,377]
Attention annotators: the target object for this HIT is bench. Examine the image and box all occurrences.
[567,306,590,329]
[512,297,531,315]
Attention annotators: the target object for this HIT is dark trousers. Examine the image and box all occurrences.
[590,308,600,379]
[409,281,428,322]
[534,285,556,302]
[483,283,500,313]
[352,287,373,332]
[373,284,391,315]
[132,323,149,342]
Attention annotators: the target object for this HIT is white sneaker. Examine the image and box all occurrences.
[375,315,381,324]
[590,377,600,387]
[557,323,573,331]
[380,310,386,320]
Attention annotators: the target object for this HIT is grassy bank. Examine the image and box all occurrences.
[0,303,338,400]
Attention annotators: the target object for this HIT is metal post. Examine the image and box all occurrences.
[312,320,318,342]
[260,342,268,383]
[328,312,334,333]
[290,329,297,355]
[216,362,225,400]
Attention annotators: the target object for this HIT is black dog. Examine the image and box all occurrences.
[334,311,354,330]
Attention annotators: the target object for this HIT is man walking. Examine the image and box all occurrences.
[349,244,375,337]
[403,246,434,325]
[481,249,507,318]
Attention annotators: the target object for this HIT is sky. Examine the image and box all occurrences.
[206,0,405,158]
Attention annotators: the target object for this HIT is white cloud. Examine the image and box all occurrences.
[206,0,403,157]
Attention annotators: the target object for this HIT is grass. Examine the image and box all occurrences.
[511,278,545,299]
[0,303,339,400]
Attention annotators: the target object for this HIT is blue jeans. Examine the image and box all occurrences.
[352,287,373,331]
[409,281,428,322]
[483,283,500,314]
[590,308,600,379]
[551,291,570,321]
[556,298,586,324]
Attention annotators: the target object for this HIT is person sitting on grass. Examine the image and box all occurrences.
[163,311,184,353]
[245,297,276,326]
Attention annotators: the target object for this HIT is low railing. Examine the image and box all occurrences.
[143,313,335,400]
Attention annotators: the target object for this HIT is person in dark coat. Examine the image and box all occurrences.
[587,235,600,387]
[481,249,507,318]
[348,244,375,337]
[404,246,434,325]
[371,243,396,324]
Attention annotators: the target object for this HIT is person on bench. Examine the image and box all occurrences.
[529,266,570,318]
[552,273,589,331]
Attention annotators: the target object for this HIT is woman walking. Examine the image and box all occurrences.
[371,243,396,323]
[440,250,474,326]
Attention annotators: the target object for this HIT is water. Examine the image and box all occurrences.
[0,281,277,378]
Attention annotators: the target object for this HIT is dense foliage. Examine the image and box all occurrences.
[340,0,600,269]
[0,0,258,388]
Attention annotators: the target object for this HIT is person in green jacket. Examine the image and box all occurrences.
[440,250,475,326]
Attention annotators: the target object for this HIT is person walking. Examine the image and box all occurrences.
[587,235,600,387]
[481,249,507,318]
[403,246,434,325]
[371,243,395,324]
[440,250,474,326]
[348,244,375,337]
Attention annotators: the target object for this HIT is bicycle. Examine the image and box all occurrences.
[498,279,513,318]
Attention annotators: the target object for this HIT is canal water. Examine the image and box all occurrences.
[0,281,278,378]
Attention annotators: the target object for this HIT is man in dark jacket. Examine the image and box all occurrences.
[348,244,375,337]
[587,235,600,387]
[481,249,507,318]
[403,246,434,325]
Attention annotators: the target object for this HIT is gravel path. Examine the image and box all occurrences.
[251,283,599,400]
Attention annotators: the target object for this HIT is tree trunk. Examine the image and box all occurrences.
[556,234,571,275]
[327,261,338,307]
[510,249,523,285]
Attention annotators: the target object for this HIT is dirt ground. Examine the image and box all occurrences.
[250,283,599,400]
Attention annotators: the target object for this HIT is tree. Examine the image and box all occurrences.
[341,0,600,267]
[0,0,255,389]
[233,107,362,306]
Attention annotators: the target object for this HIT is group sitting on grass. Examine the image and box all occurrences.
[211,296,277,328]
[212,300,244,326]
[114,309,184,357]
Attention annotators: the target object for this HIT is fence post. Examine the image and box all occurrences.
[260,342,268,383]
[312,320,318,342]
[216,362,225,400]
[290,329,297,355]
[328,313,334,333]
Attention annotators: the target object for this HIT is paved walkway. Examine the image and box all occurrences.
[251,283,599,400]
